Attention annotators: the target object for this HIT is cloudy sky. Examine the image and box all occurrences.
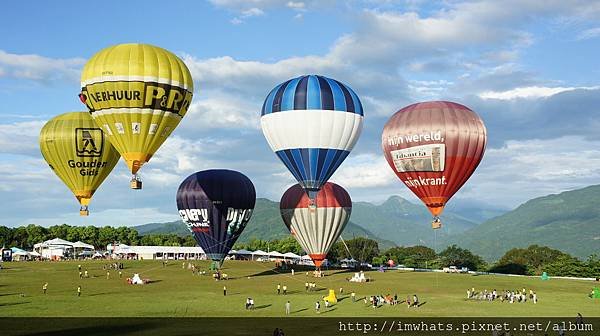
[1,0,600,227]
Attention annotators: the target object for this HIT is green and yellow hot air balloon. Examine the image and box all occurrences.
[39,112,120,216]
[79,43,194,189]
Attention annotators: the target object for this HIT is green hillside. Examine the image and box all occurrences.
[135,198,397,249]
[446,185,600,261]
[351,196,479,246]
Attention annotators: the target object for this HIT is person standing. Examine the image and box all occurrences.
[315,301,320,314]
[291,269,294,276]
[277,283,281,295]
[78,264,81,271]
[106,271,110,279]
[42,282,48,294]
[285,301,291,315]
[84,270,88,278]
[119,271,122,278]
[223,285,227,296]
[283,285,287,295]
[305,282,309,292]
[79,271,83,279]
[77,286,81,297]
[351,292,356,302]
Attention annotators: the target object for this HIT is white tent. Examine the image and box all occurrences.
[268,251,284,257]
[252,250,268,256]
[233,249,252,255]
[73,241,94,249]
[29,251,41,257]
[44,238,74,246]
[283,252,301,259]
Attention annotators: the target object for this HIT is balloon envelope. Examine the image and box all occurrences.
[280,182,351,267]
[381,101,486,217]
[80,43,194,177]
[176,170,256,264]
[39,112,120,214]
[261,75,363,198]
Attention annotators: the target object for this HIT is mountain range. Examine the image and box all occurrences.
[134,185,600,261]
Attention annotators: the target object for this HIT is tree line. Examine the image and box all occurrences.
[0,224,196,249]
[2,224,598,278]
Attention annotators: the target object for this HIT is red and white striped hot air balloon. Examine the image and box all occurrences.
[280,182,351,268]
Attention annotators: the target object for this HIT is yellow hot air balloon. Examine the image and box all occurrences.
[79,43,194,189]
[39,112,120,216]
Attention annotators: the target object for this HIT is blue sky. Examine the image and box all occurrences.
[2,0,600,227]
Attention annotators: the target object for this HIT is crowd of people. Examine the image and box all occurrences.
[466,287,538,304]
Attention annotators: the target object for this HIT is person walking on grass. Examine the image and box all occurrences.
[223,285,227,296]
[77,286,81,297]
[351,292,356,302]
[305,282,309,292]
[406,295,411,308]
[106,271,110,279]
[79,271,83,279]
[119,271,122,279]
[285,301,291,315]
[277,283,281,295]
[283,285,287,295]
[315,301,320,314]
[43,282,48,294]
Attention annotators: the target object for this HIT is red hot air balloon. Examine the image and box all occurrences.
[280,182,351,268]
[381,101,486,228]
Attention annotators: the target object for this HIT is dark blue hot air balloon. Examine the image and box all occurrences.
[176,170,256,267]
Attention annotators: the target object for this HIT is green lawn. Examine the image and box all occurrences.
[0,260,598,317]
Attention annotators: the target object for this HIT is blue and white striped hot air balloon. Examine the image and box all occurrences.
[260,75,364,200]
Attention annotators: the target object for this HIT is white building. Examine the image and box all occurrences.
[107,244,205,260]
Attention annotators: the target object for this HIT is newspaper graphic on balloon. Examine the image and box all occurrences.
[390,144,445,172]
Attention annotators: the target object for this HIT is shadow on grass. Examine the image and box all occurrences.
[417,301,427,307]
[292,308,308,314]
[319,307,337,314]
[0,293,22,297]
[20,322,152,336]
[0,301,30,307]
[247,269,280,278]
[253,304,272,310]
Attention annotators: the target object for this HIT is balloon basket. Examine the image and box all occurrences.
[210,261,221,271]
[431,218,442,230]
[79,209,89,216]
[130,177,142,190]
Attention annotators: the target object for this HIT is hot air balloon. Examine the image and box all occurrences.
[176,170,256,268]
[261,75,363,200]
[280,182,351,268]
[381,101,487,229]
[39,112,120,216]
[80,43,194,189]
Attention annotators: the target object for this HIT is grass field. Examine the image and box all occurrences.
[0,260,598,317]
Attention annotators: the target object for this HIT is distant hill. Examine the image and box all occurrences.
[351,196,479,246]
[444,185,600,261]
[134,196,480,251]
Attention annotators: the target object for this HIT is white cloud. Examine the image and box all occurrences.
[287,1,306,11]
[230,17,243,24]
[577,27,600,40]
[0,50,84,83]
[479,86,600,100]
[0,120,46,156]
[331,153,396,188]
[461,136,600,208]
[242,7,265,17]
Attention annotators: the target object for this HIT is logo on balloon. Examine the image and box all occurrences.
[75,128,103,157]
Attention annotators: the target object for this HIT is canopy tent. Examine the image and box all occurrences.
[232,249,252,255]
[44,238,74,246]
[268,251,284,258]
[29,251,41,257]
[252,250,268,256]
[73,241,94,249]
[283,252,301,259]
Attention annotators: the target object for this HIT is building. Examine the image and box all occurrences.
[107,244,206,260]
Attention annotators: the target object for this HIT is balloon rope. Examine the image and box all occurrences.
[434,227,438,288]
